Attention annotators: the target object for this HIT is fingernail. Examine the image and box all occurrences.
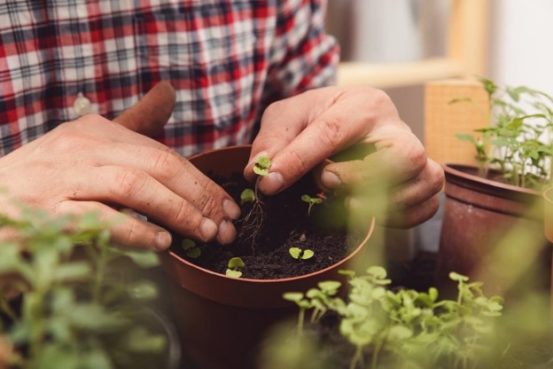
[259,172,284,194]
[155,231,172,250]
[200,218,218,240]
[217,220,237,245]
[223,199,241,220]
[321,170,342,189]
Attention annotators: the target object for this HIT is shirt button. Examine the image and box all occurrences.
[73,92,92,117]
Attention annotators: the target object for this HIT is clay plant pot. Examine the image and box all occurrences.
[162,145,375,369]
[436,164,549,295]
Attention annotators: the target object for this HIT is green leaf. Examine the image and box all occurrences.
[455,133,476,144]
[124,327,166,353]
[225,269,243,278]
[129,280,159,300]
[185,247,202,259]
[240,188,256,203]
[318,281,341,293]
[180,239,196,250]
[119,249,160,268]
[253,156,272,176]
[449,272,469,282]
[227,257,245,269]
[53,262,91,282]
[283,292,304,302]
[289,247,302,260]
[301,249,314,260]
[366,266,387,279]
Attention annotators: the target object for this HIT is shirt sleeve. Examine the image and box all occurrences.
[262,0,340,103]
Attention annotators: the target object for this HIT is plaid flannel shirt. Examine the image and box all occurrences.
[0,0,338,157]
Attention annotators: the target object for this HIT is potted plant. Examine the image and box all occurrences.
[259,266,504,369]
[161,145,375,369]
[437,79,553,293]
[0,210,180,369]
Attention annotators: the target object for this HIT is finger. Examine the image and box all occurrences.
[113,81,176,137]
[69,166,235,244]
[388,159,444,210]
[383,195,440,228]
[54,200,172,251]
[85,142,241,223]
[257,103,372,194]
[318,129,427,190]
[244,99,307,182]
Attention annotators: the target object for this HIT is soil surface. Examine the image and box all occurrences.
[171,173,361,279]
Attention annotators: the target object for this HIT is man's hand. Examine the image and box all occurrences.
[244,86,444,228]
[0,114,241,250]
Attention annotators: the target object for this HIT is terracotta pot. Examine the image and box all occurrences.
[436,164,549,295]
[162,145,375,369]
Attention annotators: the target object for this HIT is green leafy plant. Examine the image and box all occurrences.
[225,257,245,278]
[301,193,325,216]
[0,209,170,369]
[181,238,201,259]
[288,247,315,261]
[283,266,503,369]
[456,78,553,188]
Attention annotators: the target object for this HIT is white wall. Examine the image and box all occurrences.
[489,0,553,93]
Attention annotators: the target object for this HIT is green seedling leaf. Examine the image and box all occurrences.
[225,269,243,278]
[289,247,315,260]
[181,239,196,250]
[318,281,341,293]
[228,257,245,269]
[181,239,202,259]
[283,292,304,303]
[240,188,256,203]
[449,271,469,282]
[253,156,272,176]
[301,194,324,205]
[226,257,245,278]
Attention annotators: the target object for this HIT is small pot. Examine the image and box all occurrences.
[436,164,549,295]
[162,145,375,369]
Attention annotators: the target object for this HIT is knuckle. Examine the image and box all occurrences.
[111,168,146,199]
[287,148,308,174]
[428,162,445,194]
[174,199,203,231]
[318,118,343,148]
[407,139,427,174]
[151,148,179,181]
[124,219,141,245]
[262,101,285,121]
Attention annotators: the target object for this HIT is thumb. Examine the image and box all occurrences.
[114,81,176,137]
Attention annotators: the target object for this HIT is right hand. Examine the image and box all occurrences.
[0,114,240,250]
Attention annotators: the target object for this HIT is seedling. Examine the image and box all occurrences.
[456,78,553,188]
[225,256,245,278]
[301,193,325,215]
[253,155,272,176]
[283,266,503,369]
[239,156,273,252]
[289,246,314,260]
[181,238,201,259]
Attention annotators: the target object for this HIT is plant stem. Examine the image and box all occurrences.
[350,346,364,369]
[93,241,108,303]
[297,308,305,337]
[371,338,384,369]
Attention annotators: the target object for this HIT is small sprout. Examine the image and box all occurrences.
[225,257,245,278]
[301,193,325,215]
[181,239,201,259]
[240,188,256,204]
[289,247,315,260]
[253,156,272,176]
[449,271,469,282]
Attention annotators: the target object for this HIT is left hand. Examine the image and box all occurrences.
[244,86,444,228]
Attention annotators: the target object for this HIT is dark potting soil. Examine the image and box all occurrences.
[171,173,361,279]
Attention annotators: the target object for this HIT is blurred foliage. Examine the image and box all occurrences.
[0,209,172,369]
[456,79,553,188]
[265,266,528,369]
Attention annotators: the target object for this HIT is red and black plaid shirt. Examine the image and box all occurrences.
[0,0,338,156]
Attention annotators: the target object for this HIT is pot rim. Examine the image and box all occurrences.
[166,217,375,284]
[443,163,540,197]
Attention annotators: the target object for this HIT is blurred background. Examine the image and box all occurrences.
[325,0,553,258]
